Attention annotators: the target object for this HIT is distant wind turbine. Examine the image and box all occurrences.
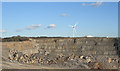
[69,22,78,37]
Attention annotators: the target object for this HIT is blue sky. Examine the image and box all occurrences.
[2,2,118,37]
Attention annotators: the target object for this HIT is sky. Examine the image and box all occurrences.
[2,2,118,37]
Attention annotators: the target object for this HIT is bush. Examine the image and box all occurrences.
[2,36,29,42]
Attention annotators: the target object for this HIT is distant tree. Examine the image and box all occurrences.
[2,35,29,42]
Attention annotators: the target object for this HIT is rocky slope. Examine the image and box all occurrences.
[2,37,120,69]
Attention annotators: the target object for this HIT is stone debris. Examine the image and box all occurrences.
[7,49,118,69]
[69,54,75,60]
[86,58,91,63]
[108,58,112,63]
[80,56,86,60]
[92,62,102,69]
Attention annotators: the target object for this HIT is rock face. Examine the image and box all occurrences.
[2,37,120,69]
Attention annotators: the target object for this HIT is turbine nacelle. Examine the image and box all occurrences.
[72,26,75,28]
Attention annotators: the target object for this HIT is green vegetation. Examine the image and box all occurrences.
[2,35,29,42]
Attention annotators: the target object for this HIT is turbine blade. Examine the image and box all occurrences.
[74,22,79,27]
[74,24,76,27]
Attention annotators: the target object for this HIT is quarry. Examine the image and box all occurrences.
[1,37,120,69]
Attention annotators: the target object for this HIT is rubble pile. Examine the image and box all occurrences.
[8,49,118,69]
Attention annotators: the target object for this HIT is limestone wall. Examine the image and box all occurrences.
[2,37,119,56]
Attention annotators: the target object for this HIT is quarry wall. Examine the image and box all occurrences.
[2,37,119,56]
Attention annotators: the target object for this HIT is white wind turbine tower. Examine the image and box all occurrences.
[69,22,78,37]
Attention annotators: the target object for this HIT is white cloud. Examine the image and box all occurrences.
[47,24,56,29]
[89,2,102,7]
[81,3,86,6]
[26,24,42,30]
[0,30,6,33]
[16,29,23,32]
[61,13,67,17]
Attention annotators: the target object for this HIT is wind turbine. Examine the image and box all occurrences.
[69,22,78,37]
